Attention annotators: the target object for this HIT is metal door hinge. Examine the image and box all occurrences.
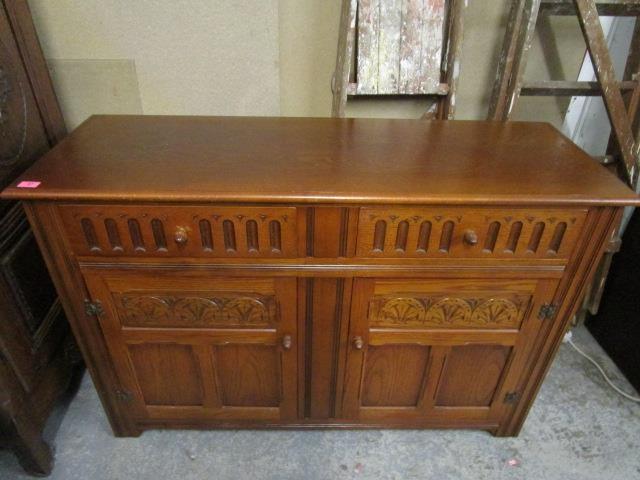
[538,303,557,320]
[84,299,104,317]
[504,391,520,404]
[115,389,133,403]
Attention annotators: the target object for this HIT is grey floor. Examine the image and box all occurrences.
[1,324,639,480]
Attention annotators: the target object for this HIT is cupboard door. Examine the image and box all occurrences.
[341,278,558,427]
[81,268,298,423]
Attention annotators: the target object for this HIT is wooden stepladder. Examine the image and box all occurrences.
[332,0,466,119]
[489,0,640,187]
[488,0,640,315]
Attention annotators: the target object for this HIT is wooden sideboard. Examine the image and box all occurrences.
[3,115,638,437]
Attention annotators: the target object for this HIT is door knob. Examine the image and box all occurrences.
[463,229,478,246]
[282,335,292,350]
[353,336,364,350]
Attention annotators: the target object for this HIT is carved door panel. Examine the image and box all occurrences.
[0,207,66,392]
[341,277,559,426]
[0,6,53,194]
[81,268,298,423]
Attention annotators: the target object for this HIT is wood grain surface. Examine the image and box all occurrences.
[2,115,638,206]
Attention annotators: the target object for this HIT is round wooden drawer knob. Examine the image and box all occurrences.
[174,227,189,245]
[463,230,478,246]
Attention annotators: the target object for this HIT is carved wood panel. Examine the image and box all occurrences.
[0,204,67,392]
[368,278,537,330]
[114,293,278,328]
[0,44,27,168]
[369,294,530,329]
[0,8,51,190]
[356,207,587,260]
[58,204,298,258]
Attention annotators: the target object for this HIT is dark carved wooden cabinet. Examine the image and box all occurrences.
[2,115,638,438]
[0,0,80,476]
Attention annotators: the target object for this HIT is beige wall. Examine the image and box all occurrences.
[29,0,280,129]
[278,0,585,126]
[30,0,586,130]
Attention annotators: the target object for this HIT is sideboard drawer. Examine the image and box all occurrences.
[356,207,587,260]
[57,204,299,258]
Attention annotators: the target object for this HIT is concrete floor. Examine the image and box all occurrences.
[1,324,639,480]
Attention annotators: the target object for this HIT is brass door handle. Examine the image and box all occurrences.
[353,336,364,350]
[282,335,292,350]
[463,229,478,246]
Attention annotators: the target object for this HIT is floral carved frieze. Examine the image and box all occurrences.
[0,46,28,167]
[115,293,278,328]
[369,295,530,329]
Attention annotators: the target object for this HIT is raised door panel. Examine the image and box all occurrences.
[80,269,298,423]
[434,344,511,407]
[360,344,430,407]
[216,345,280,407]
[128,343,204,406]
[341,277,558,427]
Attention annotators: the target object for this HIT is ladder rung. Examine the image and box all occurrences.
[521,80,638,96]
[540,0,640,16]
[347,83,450,96]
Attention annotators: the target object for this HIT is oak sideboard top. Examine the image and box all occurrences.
[2,115,638,206]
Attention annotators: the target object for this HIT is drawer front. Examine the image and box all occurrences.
[356,207,587,260]
[58,204,298,258]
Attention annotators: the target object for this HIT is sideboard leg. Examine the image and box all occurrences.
[492,428,518,438]
[111,424,143,438]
